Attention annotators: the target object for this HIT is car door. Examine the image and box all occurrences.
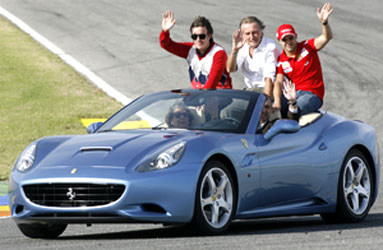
[254,124,330,208]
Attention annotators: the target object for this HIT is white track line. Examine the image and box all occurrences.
[0,6,132,106]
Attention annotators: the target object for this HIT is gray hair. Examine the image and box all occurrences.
[239,16,265,30]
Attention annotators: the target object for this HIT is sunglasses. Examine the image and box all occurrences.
[173,111,188,118]
[191,34,207,40]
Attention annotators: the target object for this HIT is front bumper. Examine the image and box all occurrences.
[8,164,200,225]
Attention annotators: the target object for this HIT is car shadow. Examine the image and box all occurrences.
[59,212,383,240]
[228,212,383,235]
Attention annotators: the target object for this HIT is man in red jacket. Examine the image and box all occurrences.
[160,10,232,89]
[274,2,333,117]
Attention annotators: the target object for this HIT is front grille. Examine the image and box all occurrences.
[23,183,125,207]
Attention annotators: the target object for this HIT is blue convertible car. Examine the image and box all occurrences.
[9,89,380,238]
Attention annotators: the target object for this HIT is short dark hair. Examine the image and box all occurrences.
[190,16,214,35]
[239,16,265,30]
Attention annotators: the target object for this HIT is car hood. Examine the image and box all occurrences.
[35,130,203,171]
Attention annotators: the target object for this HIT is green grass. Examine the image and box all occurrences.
[0,181,7,195]
[0,17,123,180]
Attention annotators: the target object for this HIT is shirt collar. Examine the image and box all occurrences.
[254,36,267,52]
[196,39,215,57]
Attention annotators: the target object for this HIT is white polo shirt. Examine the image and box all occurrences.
[236,37,280,88]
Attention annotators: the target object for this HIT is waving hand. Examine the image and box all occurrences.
[162,10,176,32]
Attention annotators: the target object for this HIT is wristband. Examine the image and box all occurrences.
[322,21,328,25]
[289,101,297,106]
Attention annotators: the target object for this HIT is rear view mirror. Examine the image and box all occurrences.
[87,122,103,134]
[264,120,300,140]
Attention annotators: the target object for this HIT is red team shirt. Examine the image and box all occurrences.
[160,30,232,89]
[276,38,324,100]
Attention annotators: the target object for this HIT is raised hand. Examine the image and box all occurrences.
[282,79,297,104]
[162,10,176,32]
[317,2,334,23]
[232,29,245,52]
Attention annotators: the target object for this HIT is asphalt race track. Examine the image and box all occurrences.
[1,0,383,249]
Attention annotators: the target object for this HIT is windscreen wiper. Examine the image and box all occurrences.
[151,122,168,130]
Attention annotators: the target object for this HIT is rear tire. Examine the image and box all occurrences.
[191,160,236,235]
[17,223,67,239]
[321,149,373,223]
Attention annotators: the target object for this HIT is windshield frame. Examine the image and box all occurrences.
[96,89,259,134]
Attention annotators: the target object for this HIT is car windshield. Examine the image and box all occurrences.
[97,89,259,133]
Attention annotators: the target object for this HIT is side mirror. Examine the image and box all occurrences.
[87,122,103,134]
[264,119,300,140]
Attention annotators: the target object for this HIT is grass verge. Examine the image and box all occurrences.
[0,16,123,180]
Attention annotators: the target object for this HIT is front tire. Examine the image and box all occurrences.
[191,160,236,235]
[321,149,373,223]
[17,223,67,239]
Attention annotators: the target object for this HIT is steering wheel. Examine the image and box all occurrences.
[223,117,240,126]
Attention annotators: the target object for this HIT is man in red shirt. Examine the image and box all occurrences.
[160,10,232,89]
[274,2,333,116]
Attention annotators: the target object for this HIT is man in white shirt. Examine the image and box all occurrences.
[226,16,279,98]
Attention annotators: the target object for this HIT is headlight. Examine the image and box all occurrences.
[14,143,37,172]
[136,142,186,172]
